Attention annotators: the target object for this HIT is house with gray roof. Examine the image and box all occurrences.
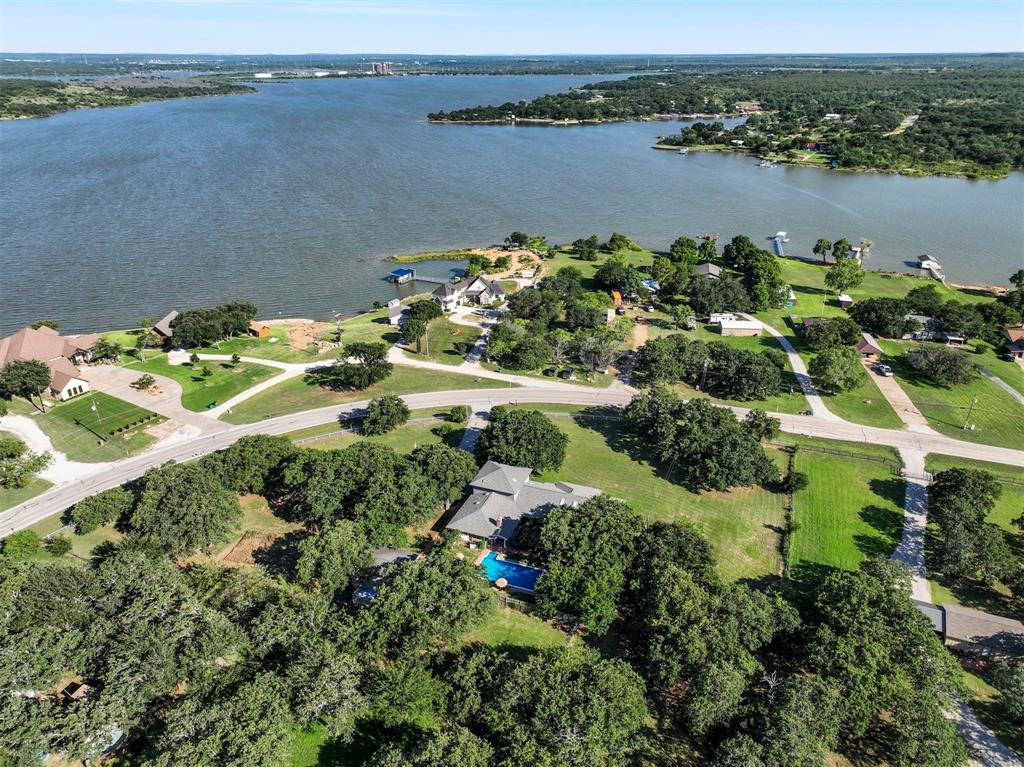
[445,461,600,545]
[432,275,506,312]
[694,262,722,279]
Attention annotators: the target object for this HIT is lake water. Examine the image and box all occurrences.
[2,74,1022,334]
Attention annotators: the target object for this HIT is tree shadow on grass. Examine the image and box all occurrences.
[252,529,307,579]
[868,476,905,505]
[857,505,904,555]
[783,560,845,611]
[308,719,412,767]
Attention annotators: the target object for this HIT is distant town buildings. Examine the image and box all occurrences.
[370,62,393,75]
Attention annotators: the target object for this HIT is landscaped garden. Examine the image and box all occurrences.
[124,354,281,411]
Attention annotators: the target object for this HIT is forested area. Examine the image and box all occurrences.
[429,60,1024,177]
[0,422,984,766]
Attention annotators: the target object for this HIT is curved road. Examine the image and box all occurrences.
[4,384,1024,537]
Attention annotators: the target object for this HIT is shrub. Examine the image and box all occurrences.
[1,529,42,559]
[47,537,72,557]
[363,395,411,436]
[449,405,470,424]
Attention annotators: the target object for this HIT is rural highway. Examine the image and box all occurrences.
[3,385,1024,537]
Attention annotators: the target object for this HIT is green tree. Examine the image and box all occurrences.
[849,298,917,338]
[92,338,122,362]
[808,558,967,766]
[130,373,156,390]
[669,235,698,269]
[533,495,644,633]
[928,468,1010,582]
[905,346,976,386]
[479,646,649,767]
[370,726,493,767]
[825,258,864,294]
[698,237,718,263]
[1,529,43,559]
[30,320,59,330]
[992,659,1024,725]
[362,395,410,435]
[204,434,296,495]
[809,346,866,392]
[69,486,134,534]
[0,359,52,411]
[46,537,72,557]
[230,353,241,367]
[831,237,853,262]
[189,351,200,365]
[0,435,51,489]
[305,341,393,391]
[370,662,446,728]
[475,407,568,471]
[409,443,478,505]
[295,521,374,601]
[805,316,862,351]
[153,673,293,767]
[407,299,443,322]
[286,643,367,737]
[449,404,470,423]
[813,238,833,263]
[743,409,780,441]
[402,317,428,354]
[571,234,600,261]
[129,462,242,556]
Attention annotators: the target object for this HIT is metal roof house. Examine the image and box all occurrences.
[445,461,600,546]
[856,332,884,357]
[694,262,723,279]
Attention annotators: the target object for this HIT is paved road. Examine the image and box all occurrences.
[5,385,1024,538]
[861,359,935,433]
[978,366,1024,407]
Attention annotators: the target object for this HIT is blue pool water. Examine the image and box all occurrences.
[481,552,544,593]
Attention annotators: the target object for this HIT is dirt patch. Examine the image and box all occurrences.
[221,531,278,565]
[144,419,182,441]
[631,322,649,350]
[287,320,331,350]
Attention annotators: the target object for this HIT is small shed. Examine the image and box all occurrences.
[387,304,406,326]
[247,321,270,338]
[784,287,797,308]
[388,267,416,284]
[838,293,854,309]
[720,318,761,337]
[856,332,884,357]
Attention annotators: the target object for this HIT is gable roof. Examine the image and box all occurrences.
[446,461,600,540]
[694,262,722,277]
[153,310,178,337]
[856,332,884,355]
[943,603,1024,656]
[432,281,465,299]
[0,326,88,392]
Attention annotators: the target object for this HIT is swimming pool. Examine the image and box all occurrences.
[480,551,544,593]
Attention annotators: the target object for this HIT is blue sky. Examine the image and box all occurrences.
[2,0,1021,55]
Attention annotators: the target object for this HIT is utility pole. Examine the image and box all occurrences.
[962,394,977,430]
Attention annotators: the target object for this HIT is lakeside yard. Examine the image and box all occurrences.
[400,317,482,366]
[122,355,280,412]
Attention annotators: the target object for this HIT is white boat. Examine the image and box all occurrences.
[679,147,689,154]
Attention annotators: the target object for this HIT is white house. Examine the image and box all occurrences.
[719,318,761,337]
[432,275,506,312]
[709,312,738,325]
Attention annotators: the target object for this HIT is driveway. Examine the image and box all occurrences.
[861,358,934,432]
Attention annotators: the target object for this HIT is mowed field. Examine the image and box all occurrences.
[785,437,905,578]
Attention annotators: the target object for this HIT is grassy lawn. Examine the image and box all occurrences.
[878,340,1024,449]
[537,245,657,288]
[6,394,160,462]
[968,341,1024,397]
[512,406,788,582]
[0,475,52,513]
[480,360,615,388]
[787,439,905,577]
[402,317,481,366]
[818,373,905,429]
[963,670,1024,756]
[463,607,568,650]
[305,418,463,454]
[924,455,1023,617]
[221,366,514,425]
[124,355,280,411]
[49,390,160,437]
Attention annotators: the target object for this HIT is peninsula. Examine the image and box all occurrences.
[428,58,1024,179]
[0,77,257,120]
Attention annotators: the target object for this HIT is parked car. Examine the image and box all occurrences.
[876,364,894,377]
[645,305,655,313]
[543,367,557,377]
[558,369,575,380]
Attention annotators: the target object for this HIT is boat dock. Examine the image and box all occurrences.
[771,231,789,257]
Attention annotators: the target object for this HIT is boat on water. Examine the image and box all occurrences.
[759,159,778,168]
[679,147,689,154]
[700,232,719,241]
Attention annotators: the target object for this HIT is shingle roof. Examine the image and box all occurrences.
[694,262,722,277]
[153,310,178,337]
[0,326,88,391]
[445,461,600,540]
[943,604,1024,656]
